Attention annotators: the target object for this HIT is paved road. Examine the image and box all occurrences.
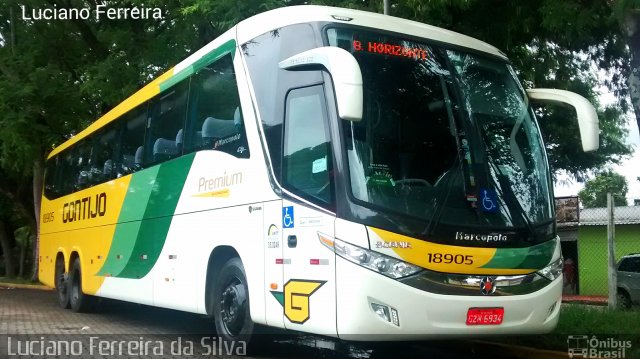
[0,286,556,359]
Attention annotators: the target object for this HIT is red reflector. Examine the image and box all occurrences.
[275,259,283,264]
[466,307,504,325]
[310,259,320,265]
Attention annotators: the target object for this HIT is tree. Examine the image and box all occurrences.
[578,171,629,208]
[0,0,635,279]
[614,0,640,137]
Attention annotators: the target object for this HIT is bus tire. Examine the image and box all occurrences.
[69,257,94,313]
[212,257,254,344]
[55,257,70,309]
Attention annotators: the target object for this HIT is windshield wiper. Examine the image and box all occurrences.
[486,159,536,238]
[425,77,484,235]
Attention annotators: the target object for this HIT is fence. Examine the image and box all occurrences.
[557,195,640,305]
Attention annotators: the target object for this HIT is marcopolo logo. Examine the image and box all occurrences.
[455,231,508,243]
[567,335,632,358]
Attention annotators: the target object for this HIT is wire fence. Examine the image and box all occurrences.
[557,195,640,304]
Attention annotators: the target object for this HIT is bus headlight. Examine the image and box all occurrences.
[318,233,422,279]
[537,257,563,281]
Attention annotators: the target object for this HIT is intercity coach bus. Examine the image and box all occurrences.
[39,5,600,342]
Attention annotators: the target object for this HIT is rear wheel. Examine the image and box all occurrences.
[212,258,254,344]
[69,258,93,313]
[55,257,70,309]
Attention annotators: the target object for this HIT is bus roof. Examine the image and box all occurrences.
[236,6,507,60]
[48,5,507,160]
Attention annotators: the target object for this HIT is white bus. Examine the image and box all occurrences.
[40,5,599,343]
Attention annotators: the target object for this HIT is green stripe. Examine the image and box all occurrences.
[481,238,557,270]
[98,154,195,279]
[117,153,195,279]
[96,167,160,276]
[118,167,161,222]
[159,39,236,92]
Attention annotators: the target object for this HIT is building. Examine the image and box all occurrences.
[576,206,640,295]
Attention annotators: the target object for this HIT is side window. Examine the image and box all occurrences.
[118,105,147,176]
[619,258,640,273]
[93,124,118,182]
[283,85,334,207]
[59,149,75,195]
[619,258,630,272]
[147,81,189,165]
[186,54,249,158]
[74,139,93,191]
[44,157,59,199]
[627,258,640,273]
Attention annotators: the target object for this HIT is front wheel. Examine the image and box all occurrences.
[212,258,254,344]
[69,258,94,313]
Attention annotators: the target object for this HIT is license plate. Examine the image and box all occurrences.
[466,307,504,325]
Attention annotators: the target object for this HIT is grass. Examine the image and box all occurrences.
[555,304,640,335]
[487,304,640,357]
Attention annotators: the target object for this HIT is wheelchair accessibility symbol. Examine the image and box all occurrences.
[480,188,498,213]
[283,206,295,228]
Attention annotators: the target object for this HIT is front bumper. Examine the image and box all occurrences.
[335,255,562,340]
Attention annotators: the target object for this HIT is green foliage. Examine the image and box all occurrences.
[13,226,32,249]
[578,171,629,208]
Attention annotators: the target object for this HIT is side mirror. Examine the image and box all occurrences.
[279,47,363,121]
[526,89,599,152]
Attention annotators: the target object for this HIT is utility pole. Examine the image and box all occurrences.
[383,0,389,15]
[607,192,617,309]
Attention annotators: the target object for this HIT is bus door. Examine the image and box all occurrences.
[279,84,338,336]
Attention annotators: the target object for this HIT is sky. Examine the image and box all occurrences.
[553,91,640,205]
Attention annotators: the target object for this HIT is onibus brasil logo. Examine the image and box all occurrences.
[567,335,632,358]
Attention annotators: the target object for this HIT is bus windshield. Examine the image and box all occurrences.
[327,28,554,236]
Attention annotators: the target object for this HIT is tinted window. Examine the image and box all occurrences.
[58,150,75,195]
[619,257,640,273]
[283,85,334,207]
[43,49,249,199]
[44,157,59,198]
[186,55,248,158]
[74,139,93,191]
[147,82,189,165]
[93,124,118,183]
[119,105,147,176]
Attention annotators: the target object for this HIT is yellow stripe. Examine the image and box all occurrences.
[47,68,175,159]
[39,176,132,294]
[192,189,230,198]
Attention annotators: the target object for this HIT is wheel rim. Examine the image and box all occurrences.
[219,276,246,336]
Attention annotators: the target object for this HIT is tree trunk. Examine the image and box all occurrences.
[0,221,15,278]
[623,11,640,135]
[31,159,43,282]
[19,242,26,278]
